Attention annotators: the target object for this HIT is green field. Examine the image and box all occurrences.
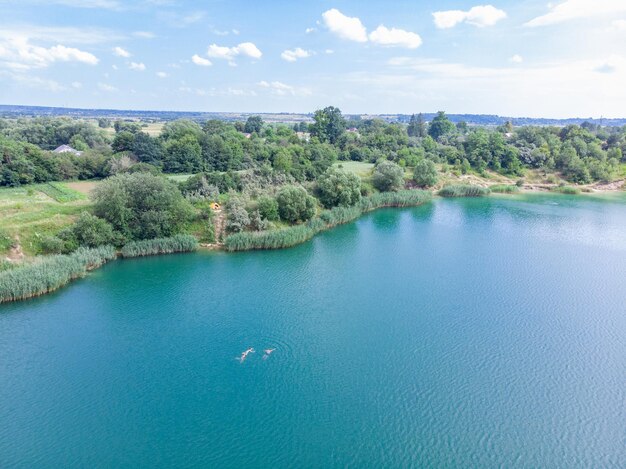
[333,161,374,177]
[0,183,91,257]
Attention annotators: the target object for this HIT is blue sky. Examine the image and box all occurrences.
[0,0,625,117]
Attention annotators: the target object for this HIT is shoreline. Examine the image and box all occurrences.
[2,186,625,305]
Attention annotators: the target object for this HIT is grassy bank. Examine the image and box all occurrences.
[121,234,199,258]
[224,190,431,251]
[0,246,115,303]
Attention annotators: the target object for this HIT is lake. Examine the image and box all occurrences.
[1,194,625,468]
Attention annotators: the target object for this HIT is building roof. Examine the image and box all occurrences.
[53,145,82,155]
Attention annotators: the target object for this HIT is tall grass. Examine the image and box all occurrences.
[551,185,580,195]
[489,184,519,194]
[438,184,490,197]
[0,246,115,303]
[121,234,199,258]
[225,190,431,251]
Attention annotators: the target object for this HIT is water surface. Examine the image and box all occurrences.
[1,194,625,467]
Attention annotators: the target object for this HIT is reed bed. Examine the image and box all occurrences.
[489,184,519,193]
[225,190,431,251]
[121,234,199,258]
[0,246,115,303]
[438,184,491,197]
[551,185,580,195]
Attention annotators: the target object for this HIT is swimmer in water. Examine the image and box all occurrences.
[262,348,276,359]
[238,347,255,363]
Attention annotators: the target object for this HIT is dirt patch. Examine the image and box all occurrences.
[592,179,625,191]
[64,181,100,196]
[5,236,24,262]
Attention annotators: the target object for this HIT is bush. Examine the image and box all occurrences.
[59,211,120,248]
[373,160,405,192]
[256,196,279,221]
[489,184,519,193]
[438,184,490,197]
[413,159,438,187]
[0,246,116,303]
[225,198,250,233]
[277,185,317,223]
[552,185,580,195]
[120,234,198,257]
[93,172,193,240]
[316,167,361,208]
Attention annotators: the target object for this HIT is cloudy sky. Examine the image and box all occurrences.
[0,0,625,117]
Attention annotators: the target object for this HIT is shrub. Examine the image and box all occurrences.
[59,211,120,248]
[120,234,198,258]
[0,246,116,303]
[277,185,317,223]
[93,172,193,240]
[225,198,250,233]
[256,196,279,221]
[249,210,270,231]
[438,184,490,197]
[413,159,438,187]
[316,167,361,208]
[373,160,404,192]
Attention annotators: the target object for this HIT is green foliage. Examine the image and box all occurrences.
[92,173,193,240]
[59,211,120,248]
[244,116,264,134]
[225,190,431,251]
[0,246,116,303]
[413,159,438,187]
[120,234,198,257]
[373,160,405,192]
[310,106,346,144]
[551,185,580,195]
[489,184,519,193]
[225,198,250,233]
[428,111,455,140]
[438,185,490,197]
[316,167,361,208]
[277,185,317,222]
[256,196,279,221]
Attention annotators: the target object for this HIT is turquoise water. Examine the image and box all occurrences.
[1,194,625,468]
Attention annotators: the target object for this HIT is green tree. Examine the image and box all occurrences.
[59,211,120,247]
[92,173,192,240]
[276,185,317,222]
[257,196,279,221]
[413,159,438,187]
[428,111,455,140]
[373,160,404,192]
[310,106,346,144]
[316,167,361,208]
[132,132,163,164]
[244,116,264,134]
[112,131,135,153]
[163,135,202,173]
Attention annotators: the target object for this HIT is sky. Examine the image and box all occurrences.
[0,0,625,118]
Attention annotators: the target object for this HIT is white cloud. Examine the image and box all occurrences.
[525,0,626,27]
[611,19,626,30]
[509,54,523,63]
[156,71,168,78]
[325,49,334,54]
[281,47,311,62]
[368,25,422,49]
[258,80,311,97]
[433,5,507,29]
[98,82,117,92]
[71,81,82,88]
[112,64,118,70]
[0,25,121,45]
[322,8,368,42]
[191,54,212,66]
[0,38,99,70]
[113,46,130,57]
[305,27,317,34]
[39,0,122,9]
[132,31,155,39]
[7,74,65,91]
[206,42,262,64]
[157,10,206,28]
[129,61,145,71]
[179,85,257,97]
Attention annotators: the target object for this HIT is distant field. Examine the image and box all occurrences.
[100,122,164,137]
[0,183,90,257]
[334,161,374,177]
